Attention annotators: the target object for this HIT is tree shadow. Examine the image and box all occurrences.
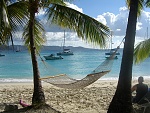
[1,104,61,113]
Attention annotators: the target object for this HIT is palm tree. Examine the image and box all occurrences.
[30,0,110,106]
[2,0,110,106]
[108,0,150,113]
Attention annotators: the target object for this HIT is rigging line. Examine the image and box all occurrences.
[36,49,48,68]
[36,49,63,74]
[104,37,125,61]
[117,37,125,48]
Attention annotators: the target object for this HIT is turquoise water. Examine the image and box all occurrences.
[0,48,150,82]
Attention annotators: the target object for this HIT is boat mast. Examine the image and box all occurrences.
[147,27,148,39]
[110,31,113,49]
[63,30,65,51]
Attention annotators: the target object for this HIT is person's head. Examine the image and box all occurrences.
[138,76,144,83]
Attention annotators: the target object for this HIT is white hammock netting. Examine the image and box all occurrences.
[41,71,110,89]
[40,51,116,89]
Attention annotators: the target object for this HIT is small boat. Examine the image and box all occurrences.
[105,49,120,55]
[57,30,74,56]
[0,54,5,57]
[16,50,20,52]
[16,46,21,52]
[105,55,118,59]
[44,54,63,60]
[57,49,73,55]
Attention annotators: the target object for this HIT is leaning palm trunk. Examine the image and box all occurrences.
[28,0,45,105]
[107,0,138,112]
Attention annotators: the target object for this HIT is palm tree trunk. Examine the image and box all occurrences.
[29,0,45,105]
[107,0,138,112]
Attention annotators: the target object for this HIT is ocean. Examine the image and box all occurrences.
[0,48,150,82]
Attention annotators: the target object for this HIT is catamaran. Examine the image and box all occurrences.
[105,31,120,59]
[57,30,74,56]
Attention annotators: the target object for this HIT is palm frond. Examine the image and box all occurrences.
[145,0,150,7]
[40,0,66,7]
[0,1,29,45]
[46,4,110,48]
[134,39,150,64]
[126,0,144,17]
[23,18,46,53]
[0,0,12,45]
[8,1,29,32]
[0,0,11,28]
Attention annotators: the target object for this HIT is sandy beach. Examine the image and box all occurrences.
[0,79,149,113]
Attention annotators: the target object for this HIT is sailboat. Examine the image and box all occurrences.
[0,50,5,56]
[105,31,120,59]
[0,54,5,57]
[16,45,21,52]
[44,54,63,60]
[57,30,74,55]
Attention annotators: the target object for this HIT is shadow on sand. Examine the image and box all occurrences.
[0,103,60,113]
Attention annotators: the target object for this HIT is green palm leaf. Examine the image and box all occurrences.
[23,18,46,53]
[134,39,150,64]
[0,0,11,44]
[145,0,150,7]
[39,0,66,7]
[8,1,29,32]
[126,0,144,16]
[0,0,29,45]
[47,4,110,48]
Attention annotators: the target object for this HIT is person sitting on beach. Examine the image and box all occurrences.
[131,76,148,103]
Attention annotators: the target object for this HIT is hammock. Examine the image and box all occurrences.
[41,71,110,89]
[40,37,125,89]
[39,37,125,89]
[40,47,119,89]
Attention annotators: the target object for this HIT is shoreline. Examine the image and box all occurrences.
[0,79,150,113]
[1,76,150,83]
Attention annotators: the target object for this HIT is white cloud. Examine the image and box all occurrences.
[65,2,83,13]
[119,6,128,12]
[96,15,107,25]
[14,5,150,49]
[45,32,96,48]
[116,29,121,31]
[94,6,150,48]
[103,12,116,25]
[94,7,129,38]
[136,22,142,31]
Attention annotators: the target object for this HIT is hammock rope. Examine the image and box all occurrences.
[40,71,110,89]
[39,38,125,89]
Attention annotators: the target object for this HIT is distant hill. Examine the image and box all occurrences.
[0,45,100,51]
[41,46,100,51]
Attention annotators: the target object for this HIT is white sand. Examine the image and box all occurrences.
[0,79,149,113]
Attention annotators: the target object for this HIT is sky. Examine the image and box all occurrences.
[15,0,150,49]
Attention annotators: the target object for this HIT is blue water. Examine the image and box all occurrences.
[0,48,150,82]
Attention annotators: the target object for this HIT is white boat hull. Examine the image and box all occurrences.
[0,54,5,57]
[57,52,74,55]
[44,55,63,60]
